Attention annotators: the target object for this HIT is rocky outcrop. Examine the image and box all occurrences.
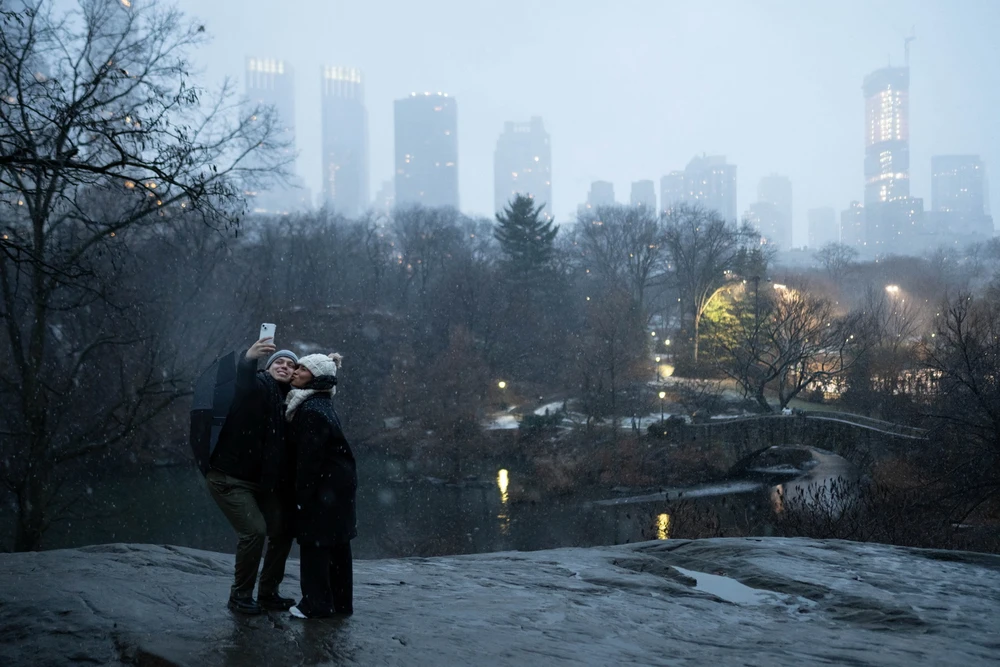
[1,538,998,666]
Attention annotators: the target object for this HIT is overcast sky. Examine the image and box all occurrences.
[172,0,1000,245]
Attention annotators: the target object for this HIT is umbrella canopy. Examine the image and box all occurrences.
[189,351,237,475]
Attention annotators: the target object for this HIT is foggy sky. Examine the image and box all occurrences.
[173,0,1000,246]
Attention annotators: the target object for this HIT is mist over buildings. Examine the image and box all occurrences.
[176,0,999,252]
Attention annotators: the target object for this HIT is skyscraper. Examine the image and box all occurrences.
[928,155,993,238]
[320,66,369,217]
[245,57,300,214]
[394,93,458,209]
[932,155,986,214]
[630,180,656,210]
[587,181,615,208]
[494,117,552,219]
[659,158,737,222]
[683,155,738,223]
[757,174,793,248]
[840,201,866,248]
[807,207,838,248]
[862,66,916,248]
[659,171,686,213]
[372,179,395,214]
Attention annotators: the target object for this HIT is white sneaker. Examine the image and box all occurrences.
[289,605,307,619]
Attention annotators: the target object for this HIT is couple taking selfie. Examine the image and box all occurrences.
[205,324,357,620]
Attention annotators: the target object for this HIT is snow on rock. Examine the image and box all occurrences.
[593,481,765,506]
[485,414,519,430]
[533,401,565,416]
[1,539,999,666]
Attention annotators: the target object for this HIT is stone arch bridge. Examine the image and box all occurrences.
[672,411,930,470]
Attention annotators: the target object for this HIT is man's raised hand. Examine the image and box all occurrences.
[247,337,277,360]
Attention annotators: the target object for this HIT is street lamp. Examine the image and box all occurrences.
[885,284,900,295]
[498,381,507,390]
[658,390,666,422]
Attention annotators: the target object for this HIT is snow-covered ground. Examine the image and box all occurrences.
[2,539,998,666]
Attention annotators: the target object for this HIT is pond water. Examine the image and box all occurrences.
[24,447,858,557]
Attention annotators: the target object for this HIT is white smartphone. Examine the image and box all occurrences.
[259,322,276,343]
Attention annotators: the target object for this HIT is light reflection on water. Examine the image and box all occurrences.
[497,469,510,535]
[657,513,671,540]
[772,484,785,514]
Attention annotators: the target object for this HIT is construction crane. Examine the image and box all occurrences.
[904,27,916,67]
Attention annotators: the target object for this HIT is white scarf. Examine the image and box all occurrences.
[285,388,331,421]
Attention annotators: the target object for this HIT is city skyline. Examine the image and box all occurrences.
[175,0,1000,245]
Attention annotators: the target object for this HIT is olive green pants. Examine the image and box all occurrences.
[206,470,293,600]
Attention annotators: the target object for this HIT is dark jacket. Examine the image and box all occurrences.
[288,394,357,546]
[210,352,290,490]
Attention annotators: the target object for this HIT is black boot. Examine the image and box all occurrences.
[258,593,296,611]
[227,596,263,615]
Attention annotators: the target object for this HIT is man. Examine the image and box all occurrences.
[206,337,298,614]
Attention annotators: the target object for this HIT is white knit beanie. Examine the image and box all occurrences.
[296,354,339,393]
[285,353,343,421]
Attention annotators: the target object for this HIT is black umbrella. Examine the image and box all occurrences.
[189,351,237,475]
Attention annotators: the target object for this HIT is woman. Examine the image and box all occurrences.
[284,353,357,619]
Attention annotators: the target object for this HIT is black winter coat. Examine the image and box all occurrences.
[288,394,357,546]
[210,352,290,491]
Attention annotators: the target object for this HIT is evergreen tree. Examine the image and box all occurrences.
[493,194,559,286]
[491,194,568,383]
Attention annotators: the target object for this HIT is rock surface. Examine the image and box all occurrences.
[2,538,999,666]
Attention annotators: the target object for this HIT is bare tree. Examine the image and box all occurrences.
[813,242,858,282]
[389,205,464,311]
[0,0,284,550]
[568,287,649,428]
[919,293,1000,526]
[574,204,665,314]
[718,282,859,412]
[842,284,925,413]
[661,204,763,364]
[923,293,1000,456]
[361,211,393,304]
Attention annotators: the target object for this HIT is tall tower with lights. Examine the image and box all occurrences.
[321,66,369,216]
[394,93,458,209]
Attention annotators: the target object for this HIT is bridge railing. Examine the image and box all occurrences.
[797,411,929,440]
[689,410,929,441]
